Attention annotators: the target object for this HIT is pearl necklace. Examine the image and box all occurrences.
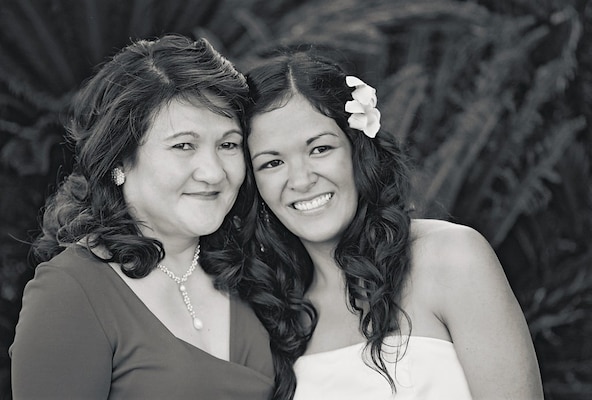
[157,244,203,330]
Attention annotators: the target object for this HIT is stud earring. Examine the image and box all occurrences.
[112,167,125,186]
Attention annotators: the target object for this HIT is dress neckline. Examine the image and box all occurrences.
[299,335,454,359]
[72,244,242,364]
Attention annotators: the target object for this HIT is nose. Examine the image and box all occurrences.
[287,159,317,192]
[192,149,225,184]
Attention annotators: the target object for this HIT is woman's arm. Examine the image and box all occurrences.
[10,264,112,399]
[428,222,543,399]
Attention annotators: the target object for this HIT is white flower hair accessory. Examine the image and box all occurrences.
[344,76,381,138]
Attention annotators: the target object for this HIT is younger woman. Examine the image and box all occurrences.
[241,51,543,399]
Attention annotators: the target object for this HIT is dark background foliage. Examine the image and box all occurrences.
[0,0,590,398]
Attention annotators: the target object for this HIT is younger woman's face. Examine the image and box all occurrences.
[122,97,245,243]
[248,94,358,249]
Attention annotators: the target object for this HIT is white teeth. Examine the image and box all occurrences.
[293,194,332,211]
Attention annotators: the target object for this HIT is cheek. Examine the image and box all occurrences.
[225,157,246,186]
[152,167,184,192]
[336,152,356,182]
[253,172,276,204]
[333,155,358,201]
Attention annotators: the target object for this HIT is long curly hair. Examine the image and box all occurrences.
[33,34,250,290]
[241,51,413,399]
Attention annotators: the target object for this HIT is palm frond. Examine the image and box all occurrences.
[81,0,105,63]
[488,117,586,246]
[10,0,76,88]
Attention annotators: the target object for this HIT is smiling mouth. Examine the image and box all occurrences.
[292,193,333,211]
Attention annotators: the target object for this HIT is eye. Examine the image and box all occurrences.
[220,141,243,151]
[172,143,194,150]
[258,159,284,170]
[311,145,333,155]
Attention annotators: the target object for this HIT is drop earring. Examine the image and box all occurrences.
[259,202,270,253]
[261,202,270,225]
[112,167,125,186]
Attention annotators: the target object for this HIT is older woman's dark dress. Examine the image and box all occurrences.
[10,245,273,399]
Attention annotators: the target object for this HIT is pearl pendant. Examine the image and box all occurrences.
[157,244,204,331]
[193,317,203,330]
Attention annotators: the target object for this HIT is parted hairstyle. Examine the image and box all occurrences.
[239,51,413,400]
[33,34,250,291]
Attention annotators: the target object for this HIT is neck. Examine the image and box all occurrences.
[159,238,201,275]
[302,241,345,293]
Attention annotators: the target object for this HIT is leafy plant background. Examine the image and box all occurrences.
[0,0,590,398]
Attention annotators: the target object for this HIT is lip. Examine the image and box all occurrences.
[184,191,220,199]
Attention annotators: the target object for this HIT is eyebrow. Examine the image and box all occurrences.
[166,131,198,140]
[251,149,279,160]
[306,132,338,145]
[166,129,243,140]
[251,132,337,160]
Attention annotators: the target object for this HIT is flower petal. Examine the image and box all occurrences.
[363,109,381,138]
[345,100,365,114]
[351,86,377,107]
[347,113,368,131]
[346,76,365,87]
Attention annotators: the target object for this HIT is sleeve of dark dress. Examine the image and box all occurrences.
[10,263,112,399]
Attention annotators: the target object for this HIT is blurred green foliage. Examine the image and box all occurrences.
[1,0,590,398]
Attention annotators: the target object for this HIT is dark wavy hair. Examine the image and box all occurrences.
[33,34,250,290]
[240,51,413,399]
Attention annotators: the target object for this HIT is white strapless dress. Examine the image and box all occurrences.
[294,336,472,399]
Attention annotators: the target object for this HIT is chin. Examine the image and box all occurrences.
[188,218,226,237]
[296,229,340,245]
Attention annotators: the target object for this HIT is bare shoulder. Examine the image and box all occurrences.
[408,218,518,331]
[408,221,543,399]
[409,218,504,288]
[410,218,496,262]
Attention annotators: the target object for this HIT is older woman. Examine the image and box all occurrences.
[10,35,273,399]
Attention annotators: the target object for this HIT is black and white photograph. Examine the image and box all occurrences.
[0,1,590,399]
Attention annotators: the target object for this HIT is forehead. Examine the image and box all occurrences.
[248,94,344,149]
[147,97,240,140]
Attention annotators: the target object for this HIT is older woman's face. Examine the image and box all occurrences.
[122,97,245,242]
